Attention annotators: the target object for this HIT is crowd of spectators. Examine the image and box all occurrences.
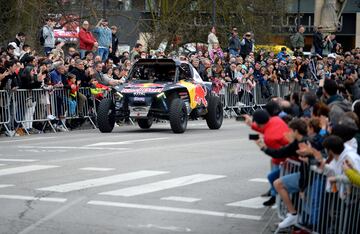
[0,20,359,135]
[1,16,360,233]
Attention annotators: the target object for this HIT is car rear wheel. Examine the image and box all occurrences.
[169,98,188,133]
[205,96,223,129]
[97,98,115,133]
[138,118,153,129]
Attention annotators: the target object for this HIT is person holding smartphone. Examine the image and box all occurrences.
[243,109,290,204]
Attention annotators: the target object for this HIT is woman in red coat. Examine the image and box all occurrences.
[78,21,97,59]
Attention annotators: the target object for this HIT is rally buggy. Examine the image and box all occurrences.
[97,59,223,133]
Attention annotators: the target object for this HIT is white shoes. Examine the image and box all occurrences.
[47,114,56,120]
[278,213,298,229]
[237,102,245,106]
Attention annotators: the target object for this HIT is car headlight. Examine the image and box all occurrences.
[156,92,165,99]
[114,92,123,101]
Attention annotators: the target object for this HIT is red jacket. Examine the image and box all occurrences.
[78,28,96,51]
[252,116,290,165]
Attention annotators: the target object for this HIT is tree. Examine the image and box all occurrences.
[142,0,289,51]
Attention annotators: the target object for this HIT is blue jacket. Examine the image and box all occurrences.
[93,26,112,48]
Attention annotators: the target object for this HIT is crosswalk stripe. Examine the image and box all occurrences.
[0,194,66,203]
[87,137,169,146]
[226,197,269,209]
[0,184,14,188]
[161,196,201,203]
[0,158,38,162]
[88,201,262,220]
[0,165,59,177]
[79,167,115,171]
[100,174,226,197]
[37,170,169,193]
[18,146,128,151]
[249,178,268,183]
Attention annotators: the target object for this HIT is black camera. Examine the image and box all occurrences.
[249,134,259,140]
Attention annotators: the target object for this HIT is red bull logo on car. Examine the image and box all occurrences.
[194,85,207,106]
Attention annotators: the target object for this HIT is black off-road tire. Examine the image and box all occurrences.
[138,118,153,129]
[169,98,188,133]
[97,98,115,133]
[205,96,223,129]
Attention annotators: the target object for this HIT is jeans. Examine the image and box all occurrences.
[79,49,88,59]
[97,48,109,62]
[268,164,281,197]
[228,48,239,57]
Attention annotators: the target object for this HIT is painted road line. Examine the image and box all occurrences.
[0,165,59,177]
[18,146,129,150]
[0,158,38,162]
[249,178,268,183]
[161,196,201,203]
[87,137,169,147]
[226,197,269,209]
[88,201,262,221]
[100,174,226,197]
[0,184,15,188]
[0,164,5,166]
[37,170,169,193]
[80,167,115,172]
[0,195,66,203]
[0,137,56,143]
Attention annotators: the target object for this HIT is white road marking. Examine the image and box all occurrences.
[0,164,5,166]
[161,196,201,203]
[226,197,269,209]
[88,201,262,221]
[249,178,268,183]
[37,170,169,193]
[18,146,129,150]
[18,197,85,234]
[129,224,192,232]
[0,165,59,177]
[0,184,14,188]
[86,137,169,147]
[0,137,56,143]
[0,158,38,162]
[100,174,226,197]
[80,167,115,172]
[0,194,66,203]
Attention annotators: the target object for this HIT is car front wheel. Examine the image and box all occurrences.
[169,98,188,133]
[97,98,115,133]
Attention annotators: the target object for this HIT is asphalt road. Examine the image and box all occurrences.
[0,119,276,234]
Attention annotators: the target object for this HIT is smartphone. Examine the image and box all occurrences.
[249,134,259,140]
[236,116,245,121]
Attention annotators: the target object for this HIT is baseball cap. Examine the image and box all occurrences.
[328,53,336,59]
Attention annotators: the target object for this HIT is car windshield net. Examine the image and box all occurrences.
[128,64,176,83]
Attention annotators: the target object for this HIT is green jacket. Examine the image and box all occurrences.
[291,32,304,49]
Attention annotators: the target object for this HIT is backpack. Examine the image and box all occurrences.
[39,27,45,46]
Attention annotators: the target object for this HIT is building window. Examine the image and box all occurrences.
[118,0,132,10]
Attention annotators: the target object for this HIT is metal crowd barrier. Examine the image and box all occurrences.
[276,159,360,234]
[0,90,11,135]
[13,89,56,134]
[217,81,307,118]
[276,159,302,221]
